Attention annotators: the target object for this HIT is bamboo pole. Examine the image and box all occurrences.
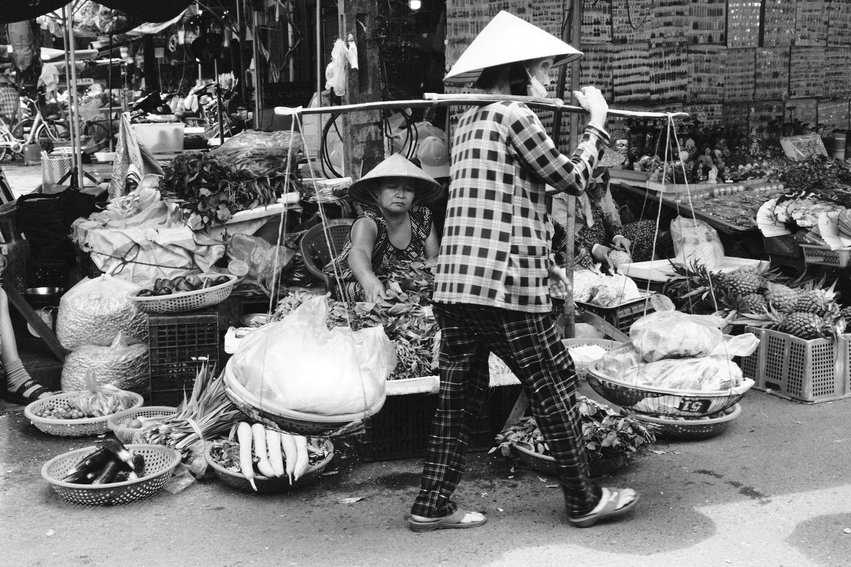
[274,94,689,119]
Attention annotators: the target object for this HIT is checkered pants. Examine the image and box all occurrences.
[411,303,601,518]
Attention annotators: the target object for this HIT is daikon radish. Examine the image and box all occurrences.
[236,422,257,491]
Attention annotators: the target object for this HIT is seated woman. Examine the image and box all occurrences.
[0,287,53,404]
[552,168,631,271]
[324,154,441,302]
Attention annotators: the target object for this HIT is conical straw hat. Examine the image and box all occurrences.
[348,153,442,204]
[444,11,582,86]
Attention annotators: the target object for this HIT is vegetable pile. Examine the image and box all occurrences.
[492,396,655,464]
[137,274,233,297]
[33,385,139,420]
[209,422,330,490]
[61,438,146,485]
[275,260,438,380]
[160,130,301,231]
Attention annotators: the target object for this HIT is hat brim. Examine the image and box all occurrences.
[348,175,443,205]
[444,53,581,86]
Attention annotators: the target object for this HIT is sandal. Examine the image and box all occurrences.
[4,379,53,406]
[407,509,487,533]
[567,487,639,528]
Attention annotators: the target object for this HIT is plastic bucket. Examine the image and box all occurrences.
[833,132,847,161]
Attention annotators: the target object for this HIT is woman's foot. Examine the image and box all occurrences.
[4,359,54,405]
[567,487,639,528]
[4,378,53,405]
[407,509,487,532]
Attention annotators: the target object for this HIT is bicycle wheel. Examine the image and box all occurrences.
[37,121,70,145]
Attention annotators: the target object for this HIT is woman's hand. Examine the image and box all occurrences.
[548,265,572,300]
[611,235,631,252]
[573,86,608,129]
[591,243,613,272]
[362,278,387,303]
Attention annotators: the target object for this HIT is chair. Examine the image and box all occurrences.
[299,218,354,284]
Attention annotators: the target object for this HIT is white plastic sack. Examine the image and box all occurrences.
[622,356,743,391]
[630,310,726,362]
[61,334,149,392]
[670,216,724,269]
[228,295,394,417]
[56,275,148,350]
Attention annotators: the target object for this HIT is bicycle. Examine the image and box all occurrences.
[0,96,69,161]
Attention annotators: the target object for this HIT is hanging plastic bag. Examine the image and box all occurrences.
[670,216,724,269]
[226,234,294,295]
[55,275,148,350]
[227,295,394,418]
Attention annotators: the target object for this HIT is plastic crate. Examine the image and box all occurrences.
[358,384,522,461]
[741,327,851,403]
[147,311,222,406]
[576,295,654,335]
[799,244,851,268]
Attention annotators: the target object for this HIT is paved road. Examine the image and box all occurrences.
[2,386,850,567]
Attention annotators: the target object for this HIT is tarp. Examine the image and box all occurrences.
[2,1,192,24]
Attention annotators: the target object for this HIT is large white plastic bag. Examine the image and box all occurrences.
[56,275,148,350]
[670,216,724,269]
[61,334,149,392]
[630,310,725,362]
[229,295,394,417]
[622,356,743,392]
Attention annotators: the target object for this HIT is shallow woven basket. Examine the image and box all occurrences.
[634,403,742,441]
[25,392,145,437]
[562,338,621,380]
[130,274,238,314]
[205,438,335,493]
[586,369,754,418]
[106,406,179,444]
[41,444,181,506]
[510,443,628,478]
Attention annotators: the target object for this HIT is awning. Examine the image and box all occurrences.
[1,1,192,24]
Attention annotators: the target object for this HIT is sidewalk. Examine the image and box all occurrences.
[2,385,850,567]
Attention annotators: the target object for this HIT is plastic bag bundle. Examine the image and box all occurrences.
[56,276,148,350]
[630,310,725,362]
[622,356,743,391]
[61,334,149,392]
[227,295,394,418]
[670,216,724,269]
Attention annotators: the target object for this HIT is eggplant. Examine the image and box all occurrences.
[61,446,113,484]
[91,457,123,485]
[101,438,144,475]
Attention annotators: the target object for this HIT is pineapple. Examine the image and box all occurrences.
[716,269,764,299]
[778,311,830,340]
[737,293,767,314]
[764,283,799,313]
[794,288,835,316]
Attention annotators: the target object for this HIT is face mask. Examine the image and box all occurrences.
[526,68,549,98]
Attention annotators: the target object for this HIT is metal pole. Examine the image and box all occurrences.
[252,8,262,127]
[108,34,114,151]
[214,59,225,145]
[63,4,84,189]
[315,0,321,98]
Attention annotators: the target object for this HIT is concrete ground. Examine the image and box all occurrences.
[3,161,112,198]
[2,385,850,567]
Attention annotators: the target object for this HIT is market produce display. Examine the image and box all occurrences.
[573,269,642,308]
[216,422,329,490]
[160,130,302,231]
[136,274,234,296]
[60,438,146,485]
[274,260,438,381]
[492,396,655,466]
[31,384,139,420]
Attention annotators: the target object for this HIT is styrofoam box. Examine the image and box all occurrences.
[619,256,770,283]
[130,122,185,153]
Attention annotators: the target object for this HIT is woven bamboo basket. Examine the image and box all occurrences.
[131,274,238,314]
[25,392,144,437]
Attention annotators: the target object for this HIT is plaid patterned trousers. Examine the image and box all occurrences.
[411,303,601,518]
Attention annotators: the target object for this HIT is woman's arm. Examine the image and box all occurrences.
[424,221,439,261]
[347,217,386,301]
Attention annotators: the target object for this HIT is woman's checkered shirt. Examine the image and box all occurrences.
[433,101,609,313]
